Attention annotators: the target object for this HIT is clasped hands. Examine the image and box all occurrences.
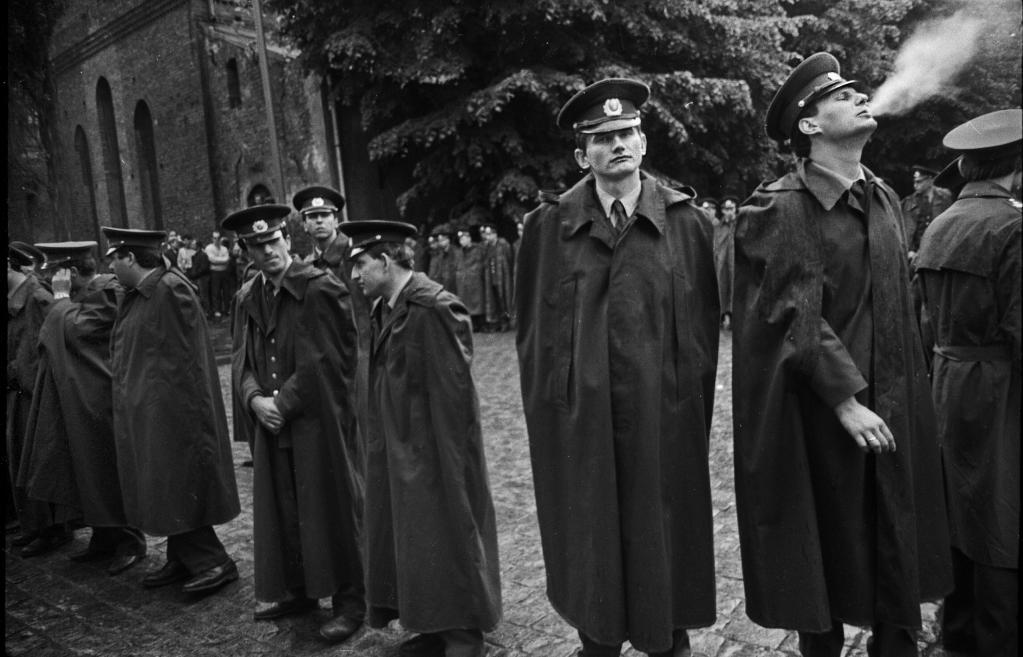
[250,395,284,434]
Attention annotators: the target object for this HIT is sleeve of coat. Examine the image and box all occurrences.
[416,296,481,528]
[274,277,357,423]
[230,287,258,445]
[997,220,1022,364]
[62,282,121,347]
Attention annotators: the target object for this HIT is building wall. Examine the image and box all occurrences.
[46,0,336,248]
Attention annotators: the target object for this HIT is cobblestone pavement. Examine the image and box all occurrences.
[6,331,951,657]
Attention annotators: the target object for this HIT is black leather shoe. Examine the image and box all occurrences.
[19,531,72,557]
[319,614,362,643]
[181,559,238,594]
[142,560,190,588]
[253,597,318,621]
[11,531,39,547]
[107,552,145,575]
[398,633,445,657]
[69,546,115,563]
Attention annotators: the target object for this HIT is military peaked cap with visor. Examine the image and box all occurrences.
[339,220,418,259]
[35,241,98,270]
[934,108,1023,189]
[101,227,166,257]
[221,204,292,245]
[9,242,44,268]
[292,185,345,215]
[765,52,858,142]
[557,78,650,134]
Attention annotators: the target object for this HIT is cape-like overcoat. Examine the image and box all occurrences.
[111,266,239,536]
[364,272,501,633]
[454,243,484,315]
[19,275,128,525]
[732,160,952,632]
[515,172,719,653]
[915,181,1020,570]
[232,261,363,600]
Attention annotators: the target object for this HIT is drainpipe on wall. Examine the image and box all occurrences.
[252,0,285,202]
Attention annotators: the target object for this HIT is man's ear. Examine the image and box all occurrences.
[797,116,821,137]
[573,148,590,170]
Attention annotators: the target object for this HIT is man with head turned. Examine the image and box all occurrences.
[340,220,501,657]
[224,205,364,644]
[515,78,720,657]
[731,53,952,656]
[914,109,1021,657]
[18,241,146,575]
[102,227,240,596]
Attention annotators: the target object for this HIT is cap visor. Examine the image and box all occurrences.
[579,116,642,134]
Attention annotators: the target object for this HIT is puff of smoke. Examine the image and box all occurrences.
[871,9,987,117]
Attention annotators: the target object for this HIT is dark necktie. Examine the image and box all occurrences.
[610,199,628,235]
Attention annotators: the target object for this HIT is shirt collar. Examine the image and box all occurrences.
[594,181,642,219]
[799,158,866,211]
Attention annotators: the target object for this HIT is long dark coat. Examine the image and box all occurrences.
[232,261,364,600]
[111,266,239,536]
[364,272,501,633]
[712,215,735,314]
[427,246,458,293]
[515,173,719,653]
[19,275,129,526]
[454,243,484,315]
[732,160,952,632]
[482,237,513,324]
[914,181,1021,569]
[7,275,56,531]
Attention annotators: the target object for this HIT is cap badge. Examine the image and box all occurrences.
[312,197,325,207]
[253,220,269,232]
[603,98,623,117]
[826,72,841,82]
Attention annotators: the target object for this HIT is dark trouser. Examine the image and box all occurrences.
[799,622,917,657]
[209,270,230,314]
[89,526,146,556]
[942,547,1019,657]
[165,526,230,574]
[579,629,691,657]
[331,586,366,620]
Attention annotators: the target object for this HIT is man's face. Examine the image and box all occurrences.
[575,127,647,182]
[246,234,292,277]
[110,251,136,288]
[481,226,497,244]
[211,231,221,244]
[303,210,338,241]
[802,86,876,141]
[458,232,471,247]
[516,222,524,238]
[912,171,933,193]
[351,252,389,299]
[437,234,451,250]
[721,201,737,219]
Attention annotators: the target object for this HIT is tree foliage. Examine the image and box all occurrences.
[270,0,1021,226]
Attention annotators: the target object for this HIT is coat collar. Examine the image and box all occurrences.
[7,275,33,314]
[957,180,1019,205]
[764,159,881,212]
[558,171,690,239]
[371,272,442,355]
[239,260,325,333]
[132,266,166,299]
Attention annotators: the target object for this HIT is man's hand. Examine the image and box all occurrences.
[833,396,896,454]
[52,268,72,299]
[250,395,284,433]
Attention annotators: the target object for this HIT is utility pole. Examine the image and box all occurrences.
[252,0,285,201]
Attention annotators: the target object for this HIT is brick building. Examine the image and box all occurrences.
[32,0,404,247]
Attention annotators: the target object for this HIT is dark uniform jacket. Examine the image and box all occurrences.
[427,246,458,293]
[364,272,501,633]
[516,172,719,653]
[733,159,952,632]
[901,186,953,253]
[232,261,363,600]
[914,181,1021,569]
[19,275,129,526]
[111,266,239,536]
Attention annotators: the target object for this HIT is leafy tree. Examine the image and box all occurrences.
[270,0,803,228]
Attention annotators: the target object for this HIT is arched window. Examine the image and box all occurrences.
[247,183,273,206]
[74,126,101,242]
[227,58,241,108]
[96,78,128,227]
[133,101,163,229]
